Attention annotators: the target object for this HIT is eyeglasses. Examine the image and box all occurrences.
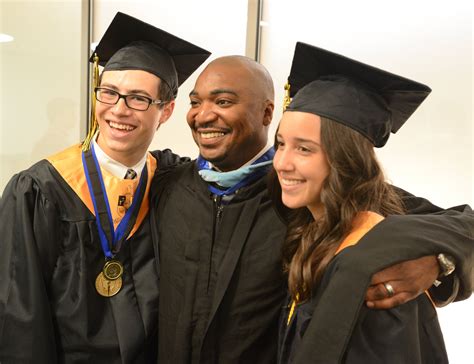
[94,87,164,111]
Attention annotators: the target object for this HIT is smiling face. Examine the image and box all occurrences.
[95,69,174,166]
[187,57,274,171]
[273,111,330,219]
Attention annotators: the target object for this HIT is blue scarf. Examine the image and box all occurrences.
[197,147,275,196]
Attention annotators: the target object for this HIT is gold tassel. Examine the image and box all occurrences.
[82,54,100,151]
[282,81,292,111]
[287,292,300,326]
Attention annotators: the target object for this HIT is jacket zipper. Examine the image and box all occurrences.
[207,195,223,292]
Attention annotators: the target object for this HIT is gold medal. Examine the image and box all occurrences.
[95,271,122,297]
[103,260,123,280]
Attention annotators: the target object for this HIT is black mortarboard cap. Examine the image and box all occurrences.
[90,12,211,98]
[285,42,431,147]
[83,12,211,151]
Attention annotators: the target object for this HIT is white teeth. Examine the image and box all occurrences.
[281,178,304,186]
[200,132,225,139]
[109,121,135,131]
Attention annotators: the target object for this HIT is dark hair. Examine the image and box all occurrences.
[269,116,405,302]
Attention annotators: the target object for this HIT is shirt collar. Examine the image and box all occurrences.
[208,143,273,172]
[93,135,147,179]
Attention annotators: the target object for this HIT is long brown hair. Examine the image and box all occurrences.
[270,116,405,302]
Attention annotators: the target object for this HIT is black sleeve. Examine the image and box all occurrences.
[392,186,473,304]
[149,149,191,205]
[150,148,191,169]
[395,185,470,215]
[149,151,191,283]
[0,173,59,363]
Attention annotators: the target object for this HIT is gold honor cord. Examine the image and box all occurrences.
[283,81,292,111]
[287,292,300,326]
[82,54,100,151]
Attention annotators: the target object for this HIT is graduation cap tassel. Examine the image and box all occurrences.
[82,54,100,151]
[283,81,292,111]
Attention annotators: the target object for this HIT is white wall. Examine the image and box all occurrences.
[0,0,88,195]
[260,0,473,362]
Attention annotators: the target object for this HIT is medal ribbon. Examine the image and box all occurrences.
[82,145,148,258]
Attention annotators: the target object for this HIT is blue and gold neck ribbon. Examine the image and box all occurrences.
[82,144,148,259]
[197,147,275,196]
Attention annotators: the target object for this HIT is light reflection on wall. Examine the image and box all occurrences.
[0,33,14,43]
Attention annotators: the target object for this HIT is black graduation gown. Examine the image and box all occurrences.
[151,161,473,364]
[278,243,449,364]
[0,145,181,364]
[278,204,473,364]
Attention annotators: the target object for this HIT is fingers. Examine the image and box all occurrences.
[366,291,412,310]
[366,256,439,310]
[365,256,440,310]
[365,280,424,309]
[366,282,398,301]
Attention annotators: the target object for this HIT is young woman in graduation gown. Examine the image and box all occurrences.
[270,42,472,363]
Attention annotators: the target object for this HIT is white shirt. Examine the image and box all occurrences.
[92,137,147,179]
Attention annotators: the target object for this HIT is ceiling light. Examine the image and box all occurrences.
[0,33,14,43]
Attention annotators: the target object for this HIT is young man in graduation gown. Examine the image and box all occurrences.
[0,12,209,363]
[151,55,473,363]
